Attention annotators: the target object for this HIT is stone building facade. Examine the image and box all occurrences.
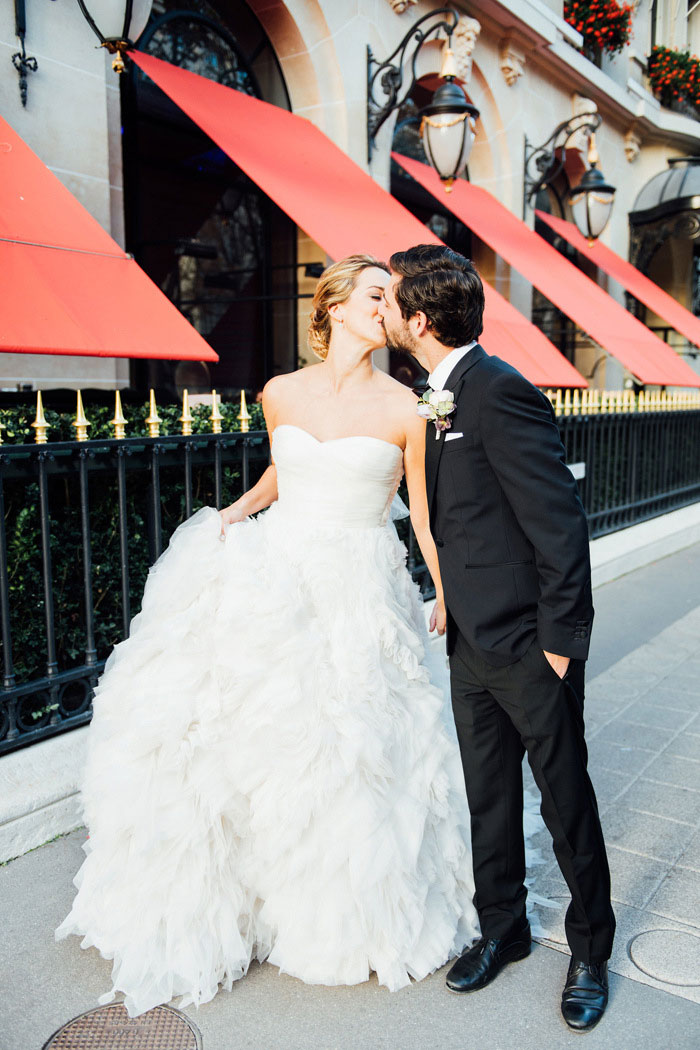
[2,0,700,393]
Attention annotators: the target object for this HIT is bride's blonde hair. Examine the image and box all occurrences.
[307,254,388,360]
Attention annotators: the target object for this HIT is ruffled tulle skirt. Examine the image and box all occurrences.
[56,505,479,1016]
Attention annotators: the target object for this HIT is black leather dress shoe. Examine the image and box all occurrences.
[561,958,609,1032]
[446,920,531,992]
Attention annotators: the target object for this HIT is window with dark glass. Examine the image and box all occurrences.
[122,0,297,397]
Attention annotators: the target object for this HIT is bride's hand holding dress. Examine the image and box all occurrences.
[219,465,278,531]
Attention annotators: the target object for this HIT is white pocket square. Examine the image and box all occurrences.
[444,432,464,442]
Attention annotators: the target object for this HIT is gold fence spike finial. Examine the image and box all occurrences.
[31,390,48,444]
[111,390,127,440]
[210,389,223,434]
[179,389,193,436]
[73,390,90,442]
[145,388,162,438]
[555,389,563,416]
[572,388,580,415]
[563,388,572,416]
[238,389,251,433]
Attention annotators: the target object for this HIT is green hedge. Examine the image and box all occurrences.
[0,398,266,444]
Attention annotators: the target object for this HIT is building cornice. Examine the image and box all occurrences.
[470,0,700,149]
[546,39,700,148]
[463,0,581,48]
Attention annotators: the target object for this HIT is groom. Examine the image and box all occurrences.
[379,245,615,1032]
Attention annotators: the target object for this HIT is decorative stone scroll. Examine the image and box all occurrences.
[624,128,642,163]
[448,17,481,82]
[499,38,525,85]
[387,0,418,13]
[569,94,598,153]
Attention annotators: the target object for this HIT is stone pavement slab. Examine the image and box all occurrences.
[678,829,700,872]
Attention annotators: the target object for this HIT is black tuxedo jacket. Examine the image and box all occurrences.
[425,345,593,666]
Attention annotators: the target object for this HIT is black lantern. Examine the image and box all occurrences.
[75,0,153,71]
[419,48,478,191]
[567,137,616,245]
[367,7,479,190]
[524,113,615,244]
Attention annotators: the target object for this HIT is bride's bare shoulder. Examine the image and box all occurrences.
[374,371,419,408]
[263,366,323,406]
[375,371,419,398]
[372,372,424,444]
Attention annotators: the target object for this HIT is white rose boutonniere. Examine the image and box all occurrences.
[416,388,456,439]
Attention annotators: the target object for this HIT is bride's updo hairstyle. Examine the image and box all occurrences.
[308,254,389,359]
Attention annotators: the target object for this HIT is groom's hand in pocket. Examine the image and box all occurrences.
[543,650,570,679]
[429,598,447,636]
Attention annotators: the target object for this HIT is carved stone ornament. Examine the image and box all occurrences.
[439,16,481,82]
[387,0,418,12]
[573,94,597,117]
[568,94,598,153]
[624,128,642,164]
[499,38,525,86]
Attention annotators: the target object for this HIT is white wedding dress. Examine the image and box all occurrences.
[56,424,480,1016]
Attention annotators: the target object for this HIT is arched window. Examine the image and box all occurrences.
[122,0,297,397]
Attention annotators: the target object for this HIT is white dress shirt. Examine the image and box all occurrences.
[427,341,477,392]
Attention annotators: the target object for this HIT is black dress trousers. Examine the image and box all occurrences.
[450,630,616,965]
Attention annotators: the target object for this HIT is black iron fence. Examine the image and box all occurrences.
[558,408,700,537]
[0,432,269,757]
[1,407,700,756]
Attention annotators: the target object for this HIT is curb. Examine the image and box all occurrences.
[589,502,700,588]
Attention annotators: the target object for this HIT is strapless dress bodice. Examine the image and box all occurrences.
[271,424,404,529]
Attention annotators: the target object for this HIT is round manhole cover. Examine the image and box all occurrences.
[628,928,700,987]
[43,1002,202,1050]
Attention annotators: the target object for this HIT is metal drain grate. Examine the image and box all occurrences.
[42,1002,202,1050]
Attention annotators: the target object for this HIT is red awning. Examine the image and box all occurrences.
[130,51,585,388]
[393,152,700,388]
[536,209,700,351]
[0,115,217,360]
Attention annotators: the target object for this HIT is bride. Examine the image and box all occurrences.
[56,254,479,1017]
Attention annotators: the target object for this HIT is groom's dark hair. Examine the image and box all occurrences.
[389,245,484,347]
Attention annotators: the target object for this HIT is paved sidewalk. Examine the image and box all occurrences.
[1,585,699,1048]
